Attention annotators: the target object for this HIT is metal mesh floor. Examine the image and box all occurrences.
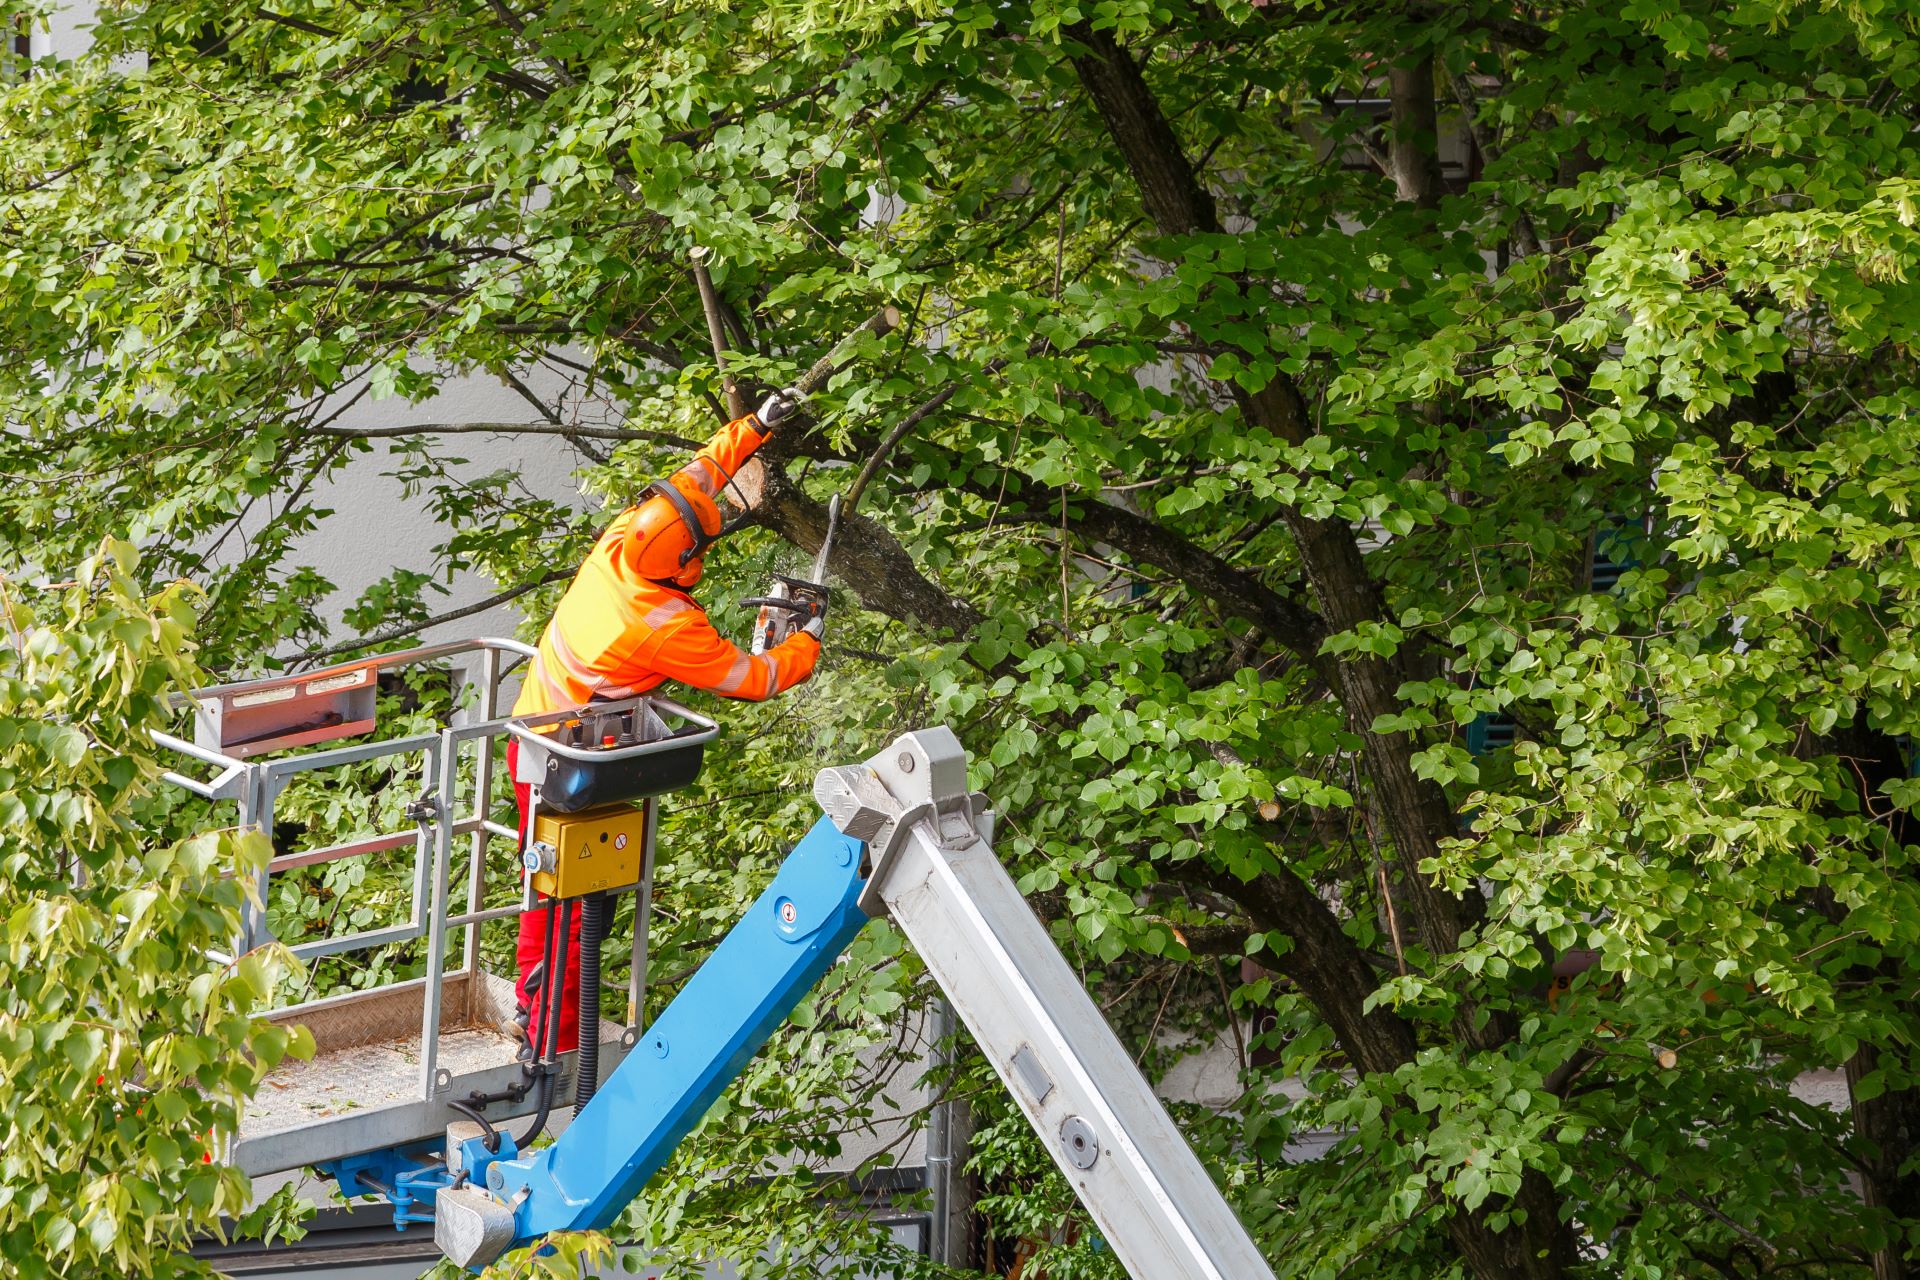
[246,1024,523,1139]
[232,970,628,1175]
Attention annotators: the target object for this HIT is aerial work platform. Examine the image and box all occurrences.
[161,647,1277,1280]
[154,639,713,1176]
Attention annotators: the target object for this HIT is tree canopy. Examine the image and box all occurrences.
[4,1,1920,1278]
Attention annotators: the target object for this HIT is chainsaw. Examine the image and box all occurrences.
[745,492,838,655]
[728,298,901,655]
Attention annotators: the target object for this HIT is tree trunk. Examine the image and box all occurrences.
[1065,21,1576,1277]
[1388,57,1443,209]
[1829,716,1920,1280]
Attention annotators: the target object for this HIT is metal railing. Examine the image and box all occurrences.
[155,637,557,1099]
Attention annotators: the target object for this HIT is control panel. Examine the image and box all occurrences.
[524,805,649,899]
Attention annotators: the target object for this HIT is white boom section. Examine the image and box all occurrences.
[816,729,1276,1280]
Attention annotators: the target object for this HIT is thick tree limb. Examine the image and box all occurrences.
[1067,498,1330,675]
[1174,859,1417,1076]
[1183,741,1419,1073]
[780,357,1329,668]
[751,463,985,639]
[1066,19,1475,970]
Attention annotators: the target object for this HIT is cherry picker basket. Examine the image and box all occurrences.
[151,640,709,1178]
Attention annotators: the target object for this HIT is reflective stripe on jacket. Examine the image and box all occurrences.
[670,414,765,504]
[511,415,821,716]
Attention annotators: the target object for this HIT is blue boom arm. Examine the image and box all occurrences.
[465,816,870,1253]
[433,727,1279,1280]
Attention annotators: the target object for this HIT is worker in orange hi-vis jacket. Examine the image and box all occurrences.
[508,388,823,1054]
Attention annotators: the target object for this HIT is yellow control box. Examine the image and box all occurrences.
[530,804,648,899]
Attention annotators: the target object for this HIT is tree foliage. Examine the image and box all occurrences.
[4,1,1920,1278]
[0,544,310,1277]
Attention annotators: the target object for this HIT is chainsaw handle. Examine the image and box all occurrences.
[740,596,815,613]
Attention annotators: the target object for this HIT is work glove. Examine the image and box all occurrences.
[756,386,803,431]
[802,598,827,642]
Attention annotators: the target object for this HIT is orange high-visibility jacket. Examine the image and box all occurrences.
[512,416,820,716]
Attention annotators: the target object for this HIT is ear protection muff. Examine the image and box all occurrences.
[640,479,716,568]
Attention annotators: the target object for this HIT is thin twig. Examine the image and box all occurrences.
[296,569,572,665]
[841,376,982,516]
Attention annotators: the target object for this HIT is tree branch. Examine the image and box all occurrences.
[1066,18,1479,974]
[492,366,611,464]
[1164,855,1417,1077]
[309,421,701,449]
[750,463,985,640]
[1067,498,1330,674]
[296,569,572,665]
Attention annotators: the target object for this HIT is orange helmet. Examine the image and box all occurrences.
[622,473,723,587]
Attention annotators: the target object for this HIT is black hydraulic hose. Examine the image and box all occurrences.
[515,1070,555,1152]
[515,899,574,1148]
[447,1097,500,1153]
[573,892,607,1109]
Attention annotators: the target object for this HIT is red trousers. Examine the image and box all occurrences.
[508,740,583,1054]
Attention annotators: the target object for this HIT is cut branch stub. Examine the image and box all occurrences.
[794,305,902,398]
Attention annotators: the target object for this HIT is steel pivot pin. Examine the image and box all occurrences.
[1060,1116,1100,1170]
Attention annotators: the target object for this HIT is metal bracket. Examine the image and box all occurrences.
[316,1140,453,1231]
[812,726,993,917]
